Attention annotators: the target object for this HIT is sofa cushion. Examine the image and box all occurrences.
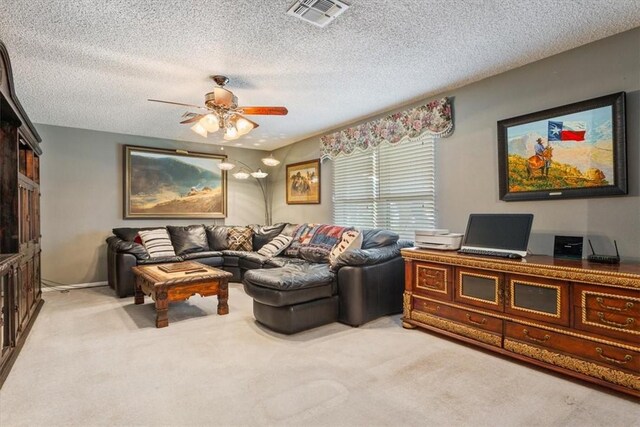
[298,246,330,264]
[264,256,308,268]
[244,263,335,291]
[257,234,293,258]
[138,229,176,258]
[112,227,159,242]
[250,223,287,251]
[167,225,208,255]
[137,255,183,265]
[228,227,253,251]
[106,236,150,260]
[329,230,363,267]
[361,229,399,249]
[181,251,223,260]
[205,225,230,251]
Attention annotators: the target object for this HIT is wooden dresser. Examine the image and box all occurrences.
[0,41,43,387]
[401,248,640,397]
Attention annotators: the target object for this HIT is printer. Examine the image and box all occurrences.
[414,229,463,250]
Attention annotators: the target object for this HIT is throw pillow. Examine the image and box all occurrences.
[227,227,253,251]
[257,234,293,258]
[138,229,176,258]
[329,230,363,267]
[205,225,230,251]
[167,225,208,255]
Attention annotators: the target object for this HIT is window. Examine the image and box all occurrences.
[332,136,435,239]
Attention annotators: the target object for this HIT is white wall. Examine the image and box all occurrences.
[38,125,268,284]
[270,28,640,261]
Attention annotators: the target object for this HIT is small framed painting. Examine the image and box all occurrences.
[497,92,627,201]
[124,145,227,218]
[286,159,321,204]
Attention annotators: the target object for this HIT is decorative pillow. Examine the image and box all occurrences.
[227,227,253,251]
[138,229,176,258]
[257,234,293,258]
[283,223,319,257]
[250,223,287,251]
[329,230,363,267]
[167,225,208,255]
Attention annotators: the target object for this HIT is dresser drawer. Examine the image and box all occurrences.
[413,297,503,334]
[413,262,452,301]
[573,284,640,342]
[505,321,640,375]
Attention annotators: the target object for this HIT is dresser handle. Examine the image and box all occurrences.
[597,313,634,329]
[595,347,632,365]
[466,314,487,325]
[596,297,634,312]
[523,329,550,343]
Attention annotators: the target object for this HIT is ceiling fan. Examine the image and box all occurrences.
[148,75,288,140]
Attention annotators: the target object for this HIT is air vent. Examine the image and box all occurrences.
[287,0,349,28]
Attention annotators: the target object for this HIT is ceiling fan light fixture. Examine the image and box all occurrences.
[190,122,208,138]
[224,125,239,140]
[235,116,255,136]
[200,113,220,132]
[233,170,251,180]
[261,154,280,167]
[250,168,268,179]
[218,161,236,171]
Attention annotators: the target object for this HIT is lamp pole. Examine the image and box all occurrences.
[230,160,272,225]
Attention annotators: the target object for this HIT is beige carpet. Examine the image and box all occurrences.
[0,284,637,427]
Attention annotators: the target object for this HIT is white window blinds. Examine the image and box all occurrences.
[333,136,436,239]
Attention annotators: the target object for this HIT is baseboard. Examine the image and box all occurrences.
[42,281,108,292]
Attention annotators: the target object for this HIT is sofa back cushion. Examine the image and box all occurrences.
[167,225,208,255]
[138,228,176,258]
[205,225,230,251]
[257,234,293,258]
[112,227,158,242]
[249,223,287,251]
[361,229,399,249]
[228,227,253,251]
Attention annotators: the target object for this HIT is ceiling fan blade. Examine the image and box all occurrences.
[180,114,204,124]
[148,99,209,111]
[238,106,288,116]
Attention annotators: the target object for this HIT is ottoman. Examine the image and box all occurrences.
[243,263,338,334]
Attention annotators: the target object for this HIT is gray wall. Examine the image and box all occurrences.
[271,28,640,261]
[38,125,269,284]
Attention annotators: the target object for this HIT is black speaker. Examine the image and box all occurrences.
[554,236,583,259]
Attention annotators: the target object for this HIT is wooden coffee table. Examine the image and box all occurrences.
[132,261,233,328]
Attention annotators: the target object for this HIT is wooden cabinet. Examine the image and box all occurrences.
[0,41,44,387]
[402,248,640,397]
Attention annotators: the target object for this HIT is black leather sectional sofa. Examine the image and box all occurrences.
[106,223,412,333]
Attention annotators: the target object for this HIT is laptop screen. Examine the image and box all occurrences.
[461,214,534,256]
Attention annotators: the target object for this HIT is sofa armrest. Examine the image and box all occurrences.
[337,257,405,326]
[106,235,150,260]
[332,239,413,270]
[113,252,138,298]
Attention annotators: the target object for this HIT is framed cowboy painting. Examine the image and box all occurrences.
[497,92,627,201]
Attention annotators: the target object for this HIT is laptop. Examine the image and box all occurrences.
[459,214,534,257]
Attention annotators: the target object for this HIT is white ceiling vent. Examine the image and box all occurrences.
[287,0,350,28]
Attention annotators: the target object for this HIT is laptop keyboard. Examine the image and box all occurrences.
[457,248,522,259]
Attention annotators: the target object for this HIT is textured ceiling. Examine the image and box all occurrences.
[1,1,639,151]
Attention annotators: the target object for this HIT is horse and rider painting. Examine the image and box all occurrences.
[497,93,626,201]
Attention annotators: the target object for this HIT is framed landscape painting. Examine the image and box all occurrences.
[497,92,627,201]
[124,145,227,218]
[286,159,321,204]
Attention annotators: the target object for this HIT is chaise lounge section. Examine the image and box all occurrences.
[106,223,412,333]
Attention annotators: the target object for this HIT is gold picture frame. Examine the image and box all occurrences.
[286,159,321,204]
[123,145,227,219]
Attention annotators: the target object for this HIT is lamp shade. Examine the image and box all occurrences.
[261,154,280,167]
[233,170,250,179]
[250,169,268,179]
[218,161,236,171]
[200,114,220,132]
[235,116,256,136]
[224,125,239,140]
[190,122,208,138]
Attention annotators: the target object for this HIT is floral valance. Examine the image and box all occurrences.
[320,97,453,159]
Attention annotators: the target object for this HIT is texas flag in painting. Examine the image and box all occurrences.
[548,120,586,142]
